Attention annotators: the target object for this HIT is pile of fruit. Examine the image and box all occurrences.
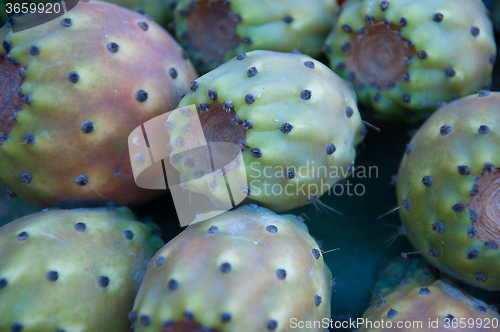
[1,0,499,331]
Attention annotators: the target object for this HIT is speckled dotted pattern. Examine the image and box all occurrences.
[324,0,496,124]
[168,50,365,212]
[397,91,500,290]
[131,204,332,332]
[0,0,197,208]
[0,207,164,331]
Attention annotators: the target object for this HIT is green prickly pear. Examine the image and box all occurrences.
[360,258,500,332]
[165,50,365,213]
[0,207,164,331]
[397,91,500,290]
[173,0,338,73]
[131,204,333,331]
[0,0,197,208]
[324,0,496,124]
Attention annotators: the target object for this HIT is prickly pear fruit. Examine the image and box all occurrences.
[131,204,333,331]
[397,91,500,290]
[360,258,500,332]
[0,0,197,208]
[173,0,338,73]
[324,0,496,124]
[167,50,365,213]
[0,207,164,331]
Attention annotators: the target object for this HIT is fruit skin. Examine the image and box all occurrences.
[324,0,496,124]
[0,0,197,208]
[174,0,338,73]
[131,204,333,332]
[360,258,500,332]
[167,50,365,213]
[0,206,164,332]
[396,91,500,290]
